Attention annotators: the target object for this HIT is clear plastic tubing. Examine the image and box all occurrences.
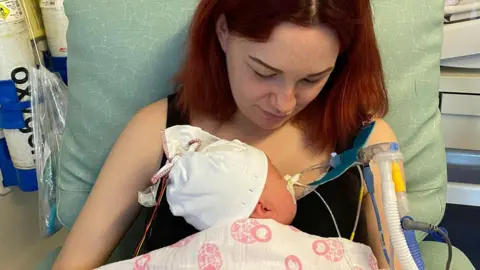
[374,151,418,270]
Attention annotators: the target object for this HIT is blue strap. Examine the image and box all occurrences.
[0,136,18,187]
[43,51,68,85]
[1,100,31,111]
[309,121,376,186]
[16,168,37,192]
[0,80,30,129]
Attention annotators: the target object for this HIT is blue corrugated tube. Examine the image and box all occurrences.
[403,228,425,270]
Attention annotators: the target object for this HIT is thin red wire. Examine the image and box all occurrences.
[134,177,167,256]
[133,137,202,256]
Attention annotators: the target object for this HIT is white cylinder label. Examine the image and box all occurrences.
[0,0,24,23]
[4,67,36,170]
[41,6,68,57]
[0,20,36,170]
[40,0,64,9]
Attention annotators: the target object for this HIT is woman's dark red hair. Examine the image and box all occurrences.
[176,0,388,152]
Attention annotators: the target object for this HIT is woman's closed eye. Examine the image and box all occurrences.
[302,77,321,84]
[301,72,331,84]
[254,70,277,78]
[253,71,327,84]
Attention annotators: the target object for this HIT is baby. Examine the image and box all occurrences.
[99,125,379,270]
[138,124,298,230]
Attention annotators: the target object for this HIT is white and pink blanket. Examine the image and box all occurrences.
[98,219,379,270]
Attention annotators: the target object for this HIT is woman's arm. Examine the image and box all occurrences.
[363,119,403,269]
[53,99,168,270]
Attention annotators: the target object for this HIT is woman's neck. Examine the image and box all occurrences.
[226,112,278,141]
[192,112,284,144]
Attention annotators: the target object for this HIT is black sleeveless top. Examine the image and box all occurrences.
[144,94,367,252]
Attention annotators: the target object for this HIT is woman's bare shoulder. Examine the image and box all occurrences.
[132,98,169,128]
[111,98,170,163]
[122,98,170,139]
[367,118,397,145]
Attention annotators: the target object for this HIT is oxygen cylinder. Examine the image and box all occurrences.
[40,0,67,57]
[0,0,37,191]
[40,0,67,83]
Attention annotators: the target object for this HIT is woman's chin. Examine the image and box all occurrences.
[254,117,289,130]
[240,109,292,130]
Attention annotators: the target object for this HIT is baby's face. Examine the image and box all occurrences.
[254,159,297,225]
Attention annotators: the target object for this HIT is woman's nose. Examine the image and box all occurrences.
[272,87,296,115]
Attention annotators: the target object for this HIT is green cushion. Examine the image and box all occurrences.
[59,0,447,247]
[419,241,475,270]
[57,0,198,229]
[371,0,447,238]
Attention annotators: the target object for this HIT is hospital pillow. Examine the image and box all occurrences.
[59,0,448,251]
[57,0,198,226]
[372,1,447,234]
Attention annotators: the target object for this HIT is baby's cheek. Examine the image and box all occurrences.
[286,201,297,224]
[283,192,297,223]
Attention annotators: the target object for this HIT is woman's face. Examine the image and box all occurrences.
[217,18,340,130]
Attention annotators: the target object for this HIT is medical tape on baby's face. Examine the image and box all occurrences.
[284,172,327,202]
[284,174,300,204]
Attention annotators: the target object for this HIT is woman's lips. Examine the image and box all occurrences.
[260,108,288,121]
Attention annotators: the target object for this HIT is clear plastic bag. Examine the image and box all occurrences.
[31,66,68,237]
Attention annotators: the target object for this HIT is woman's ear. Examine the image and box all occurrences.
[250,201,275,219]
[216,14,229,52]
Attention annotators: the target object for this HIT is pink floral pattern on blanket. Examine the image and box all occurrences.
[368,252,379,270]
[285,255,303,270]
[312,239,345,262]
[250,224,272,243]
[97,219,377,270]
[231,219,272,244]
[133,254,151,270]
[197,243,223,270]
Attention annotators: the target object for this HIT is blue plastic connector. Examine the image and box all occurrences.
[389,142,400,152]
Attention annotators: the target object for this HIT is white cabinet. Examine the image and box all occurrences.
[439,2,480,150]
[440,68,480,150]
[441,1,480,206]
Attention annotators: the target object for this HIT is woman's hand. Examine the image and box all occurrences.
[363,119,403,270]
[53,100,168,270]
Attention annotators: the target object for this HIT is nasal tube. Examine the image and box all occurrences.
[374,151,419,270]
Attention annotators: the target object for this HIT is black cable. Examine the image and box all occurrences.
[401,219,453,270]
[436,227,453,270]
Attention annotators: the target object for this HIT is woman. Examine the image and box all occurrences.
[54,0,401,269]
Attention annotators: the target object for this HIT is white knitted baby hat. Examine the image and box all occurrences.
[142,125,268,230]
